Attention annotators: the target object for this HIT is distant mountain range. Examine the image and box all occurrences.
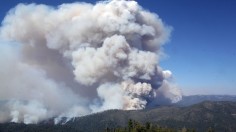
[175,95,236,106]
[1,95,236,132]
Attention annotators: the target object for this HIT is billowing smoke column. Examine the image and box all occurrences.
[0,0,182,124]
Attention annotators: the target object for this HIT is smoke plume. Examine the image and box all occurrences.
[0,0,182,124]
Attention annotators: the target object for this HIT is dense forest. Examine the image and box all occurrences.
[0,101,236,132]
[0,119,215,132]
[104,119,215,132]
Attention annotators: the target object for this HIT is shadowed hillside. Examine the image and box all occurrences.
[1,101,235,132]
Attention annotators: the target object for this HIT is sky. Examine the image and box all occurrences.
[0,0,235,95]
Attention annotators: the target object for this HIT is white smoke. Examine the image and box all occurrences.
[0,0,182,124]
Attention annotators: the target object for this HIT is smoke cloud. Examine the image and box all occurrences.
[0,0,182,124]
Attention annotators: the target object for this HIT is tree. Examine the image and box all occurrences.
[128,119,133,132]
[145,122,151,130]
[181,127,187,132]
[207,127,214,132]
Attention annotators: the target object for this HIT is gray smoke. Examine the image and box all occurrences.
[0,0,182,124]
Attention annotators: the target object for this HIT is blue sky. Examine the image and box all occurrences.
[0,0,236,95]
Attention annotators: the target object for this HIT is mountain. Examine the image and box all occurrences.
[176,95,236,106]
[65,101,236,132]
[1,101,236,132]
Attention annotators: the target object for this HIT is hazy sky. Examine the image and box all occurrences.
[0,0,235,95]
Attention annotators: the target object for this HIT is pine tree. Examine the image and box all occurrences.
[128,119,133,132]
[181,127,187,132]
[145,122,151,130]
[207,127,214,132]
